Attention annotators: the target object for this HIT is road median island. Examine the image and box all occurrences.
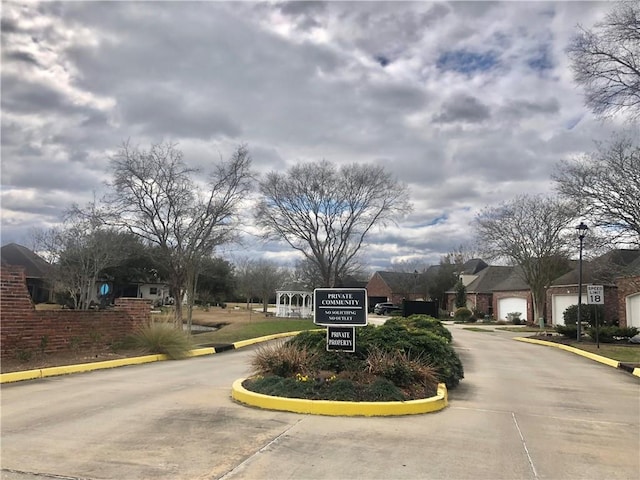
[231,378,448,416]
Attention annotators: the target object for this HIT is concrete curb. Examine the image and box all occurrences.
[231,378,448,416]
[0,330,318,384]
[514,337,640,378]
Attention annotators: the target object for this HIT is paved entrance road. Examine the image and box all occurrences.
[1,325,638,480]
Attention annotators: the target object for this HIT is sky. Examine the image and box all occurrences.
[0,0,630,274]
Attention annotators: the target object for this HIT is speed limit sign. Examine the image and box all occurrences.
[587,285,604,305]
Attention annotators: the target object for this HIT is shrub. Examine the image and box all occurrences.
[562,304,607,327]
[128,321,193,359]
[391,315,453,343]
[617,326,639,338]
[453,307,473,323]
[250,341,318,377]
[246,375,312,399]
[556,324,577,338]
[359,322,463,388]
[362,378,405,402]
[586,326,639,343]
[507,312,523,325]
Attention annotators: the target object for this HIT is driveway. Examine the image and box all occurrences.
[1,325,638,480]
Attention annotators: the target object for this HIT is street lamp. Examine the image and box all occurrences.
[576,221,589,342]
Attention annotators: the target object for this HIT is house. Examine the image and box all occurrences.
[616,256,640,328]
[0,243,53,303]
[366,271,424,306]
[490,267,535,322]
[546,249,640,326]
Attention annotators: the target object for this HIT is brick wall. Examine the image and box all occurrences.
[492,290,533,322]
[366,273,392,301]
[545,285,618,326]
[1,265,151,359]
[616,276,640,327]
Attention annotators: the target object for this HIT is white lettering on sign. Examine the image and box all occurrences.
[327,339,352,346]
[330,331,350,338]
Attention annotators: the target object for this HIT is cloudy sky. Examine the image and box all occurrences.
[0,1,629,272]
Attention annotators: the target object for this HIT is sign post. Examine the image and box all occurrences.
[587,285,604,348]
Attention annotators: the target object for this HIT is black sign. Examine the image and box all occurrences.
[314,288,368,326]
[326,326,355,352]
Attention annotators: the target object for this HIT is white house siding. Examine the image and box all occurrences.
[627,293,640,328]
[552,294,578,326]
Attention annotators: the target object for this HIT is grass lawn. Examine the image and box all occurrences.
[496,326,547,332]
[155,303,318,345]
[565,343,640,364]
[192,318,317,345]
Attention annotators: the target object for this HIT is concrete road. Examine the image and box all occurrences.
[1,325,638,480]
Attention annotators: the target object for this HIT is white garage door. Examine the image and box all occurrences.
[552,294,578,326]
[498,297,527,322]
[627,293,640,328]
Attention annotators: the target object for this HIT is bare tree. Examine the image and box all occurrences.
[475,195,576,323]
[567,1,640,119]
[105,141,252,327]
[35,202,135,310]
[553,136,640,246]
[233,257,286,312]
[252,259,287,313]
[255,160,411,287]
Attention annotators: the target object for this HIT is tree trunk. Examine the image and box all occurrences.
[171,283,183,329]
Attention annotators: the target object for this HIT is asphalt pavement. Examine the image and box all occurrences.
[1,323,638,480]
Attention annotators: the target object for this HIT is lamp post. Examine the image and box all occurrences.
[576,221,589,342]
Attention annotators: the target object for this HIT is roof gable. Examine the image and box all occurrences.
[461,258,489,275]
[551,249,640,286]
[0,243,51,278]
[467,266,517,293]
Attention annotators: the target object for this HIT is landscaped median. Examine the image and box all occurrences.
[0,330,316,384]
[232,378,448,416]
[514,337,640,377]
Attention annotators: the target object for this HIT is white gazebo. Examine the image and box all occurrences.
[276,290,313,318]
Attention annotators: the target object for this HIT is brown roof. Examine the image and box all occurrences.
[0,243,51,279]
[551,249,640,286]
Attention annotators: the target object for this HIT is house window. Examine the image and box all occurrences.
[149,287,158,295]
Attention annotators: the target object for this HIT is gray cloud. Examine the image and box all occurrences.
[0,1,622,270]
[433,94,491,123]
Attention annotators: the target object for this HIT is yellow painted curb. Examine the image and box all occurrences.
[188,347,216,357]
[232,329,324,349]
[0,354,169,384]
[231,378,448,416]
[514,337,620,368]
[633,368,640,378]
[0,330,319,384]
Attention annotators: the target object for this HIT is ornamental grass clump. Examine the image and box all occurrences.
[128,321,193,359]
[250,341,318,378]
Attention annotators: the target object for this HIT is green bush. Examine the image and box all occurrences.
[586,326,639,343]
[127,321,193,359]
[562,304,609,327]
[556,324,577,338]
[617,326,639,338]
[453,307,473,323]
[390,315,453,343]
[286,320,463,389]
[362,378,405,402]
[358,322,463,388]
